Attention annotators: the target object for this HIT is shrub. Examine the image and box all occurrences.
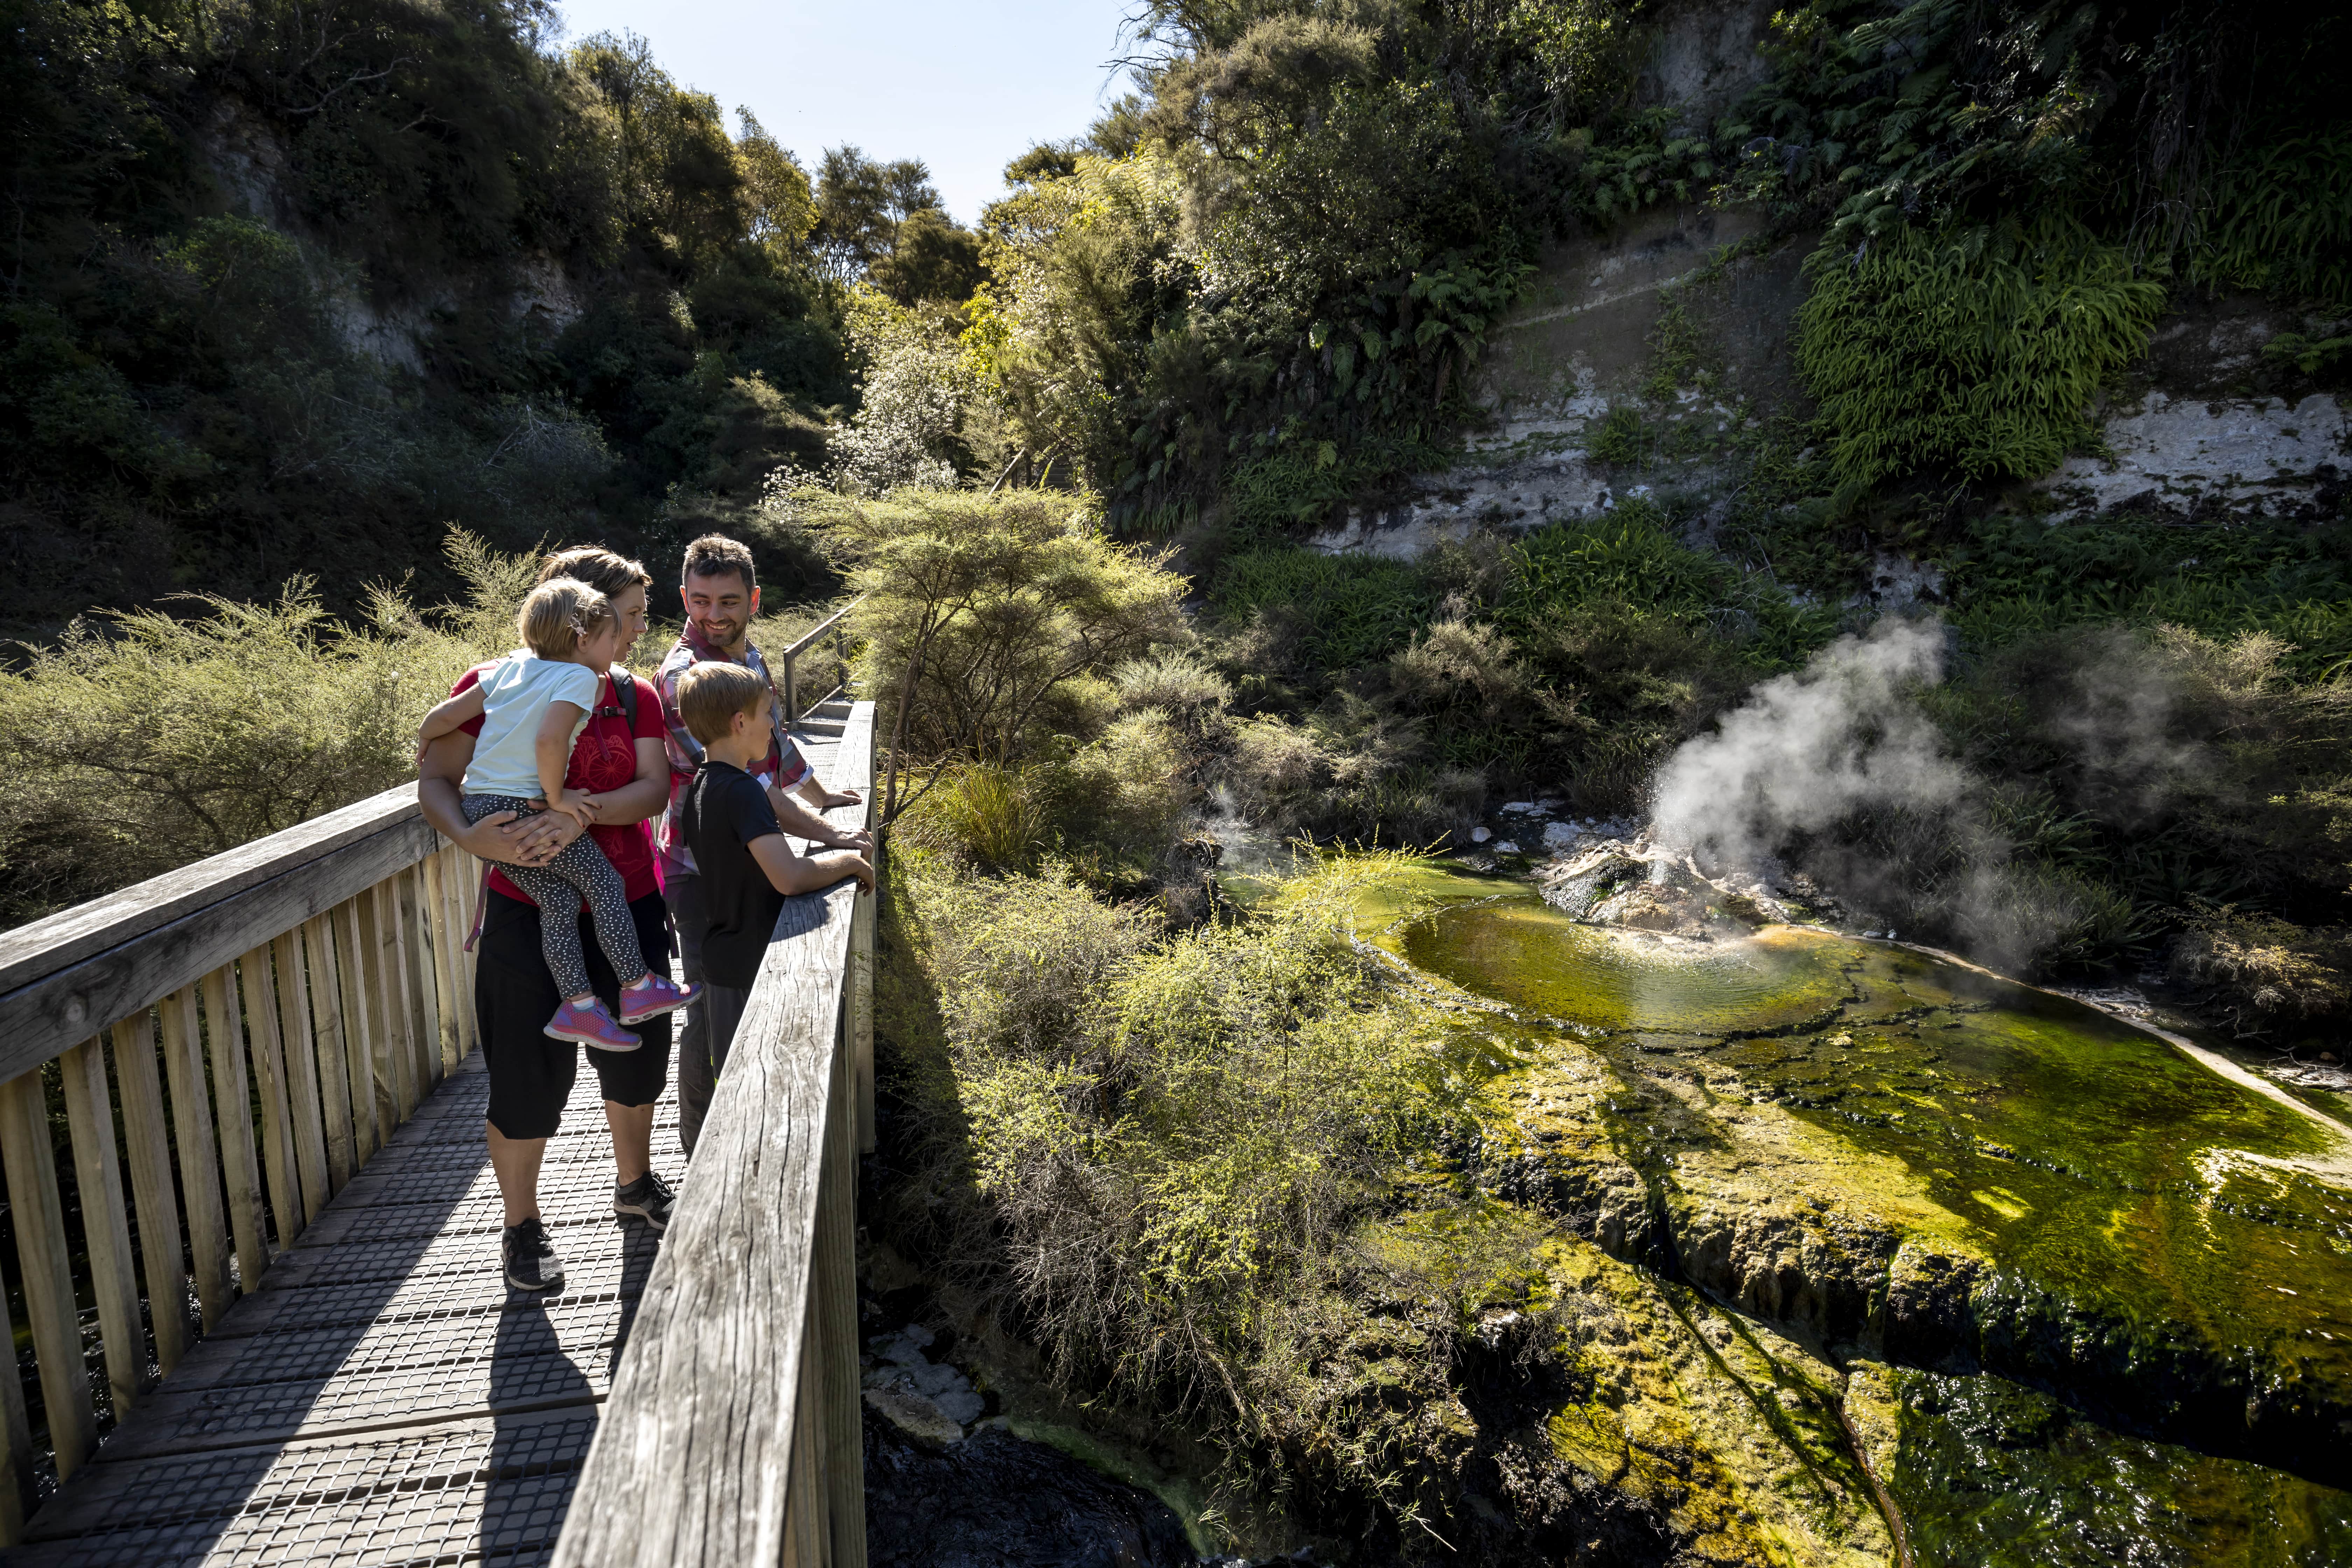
[0,531,576,926]
[2170,908,2352,1035]
[882,850,1474,1444]
[1213,547,1437,671]
[803,485,1191,819]
[895,764,1053,872]
[0,585,466,923]
[1109,648,1233,715]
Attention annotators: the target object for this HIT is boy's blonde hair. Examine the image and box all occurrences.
[677,661,769,744]
[517,578,613,659]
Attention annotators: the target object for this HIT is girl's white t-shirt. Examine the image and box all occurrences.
[461,653,603,800]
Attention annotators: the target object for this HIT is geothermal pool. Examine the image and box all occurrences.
[1366,866,2352,1565]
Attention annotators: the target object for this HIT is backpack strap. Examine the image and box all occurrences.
[593,670,640,727]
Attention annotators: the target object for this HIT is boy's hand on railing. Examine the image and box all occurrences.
[821,786,863,808]
[831,851,876,893]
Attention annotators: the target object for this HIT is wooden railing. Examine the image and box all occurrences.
[554,700,877,1568]
[777,597,863,727]
[0,784,477,1535]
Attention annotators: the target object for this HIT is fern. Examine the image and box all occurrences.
[1795,218,2164,489]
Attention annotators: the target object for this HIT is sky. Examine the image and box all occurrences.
[554,0,1136,225]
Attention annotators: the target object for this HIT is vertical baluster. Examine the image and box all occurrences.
[332,898,384,1161]
[399,866,444,1093]
[59,1038,146,1419]
[200,965,270,1290]
[420,851,464,1074]
[159,983,233,1331]
[364,881,418,1125]
[236,946,301,1247]
[108,1014,190,1375]
[461,852,483,1006]
[442,847,482,1057]
[270,931,330,1223]
[0,1283,31,1543]
[0,1071,97,1478]
[301,917,356,1191]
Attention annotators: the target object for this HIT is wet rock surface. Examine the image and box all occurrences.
[859,1309,1209,1567]
[864,1420,1198,1568]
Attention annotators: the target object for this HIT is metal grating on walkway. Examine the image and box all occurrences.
[10,1049,672,1567]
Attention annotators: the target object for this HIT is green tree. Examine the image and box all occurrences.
[795,486,1189,819]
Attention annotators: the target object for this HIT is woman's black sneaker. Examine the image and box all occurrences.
[502,1217,565,1291]
[614,1170,676,1232]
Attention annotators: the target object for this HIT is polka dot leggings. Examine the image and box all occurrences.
[462,795,646,1002]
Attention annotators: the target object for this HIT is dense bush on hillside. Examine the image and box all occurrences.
[0,0,1010,638]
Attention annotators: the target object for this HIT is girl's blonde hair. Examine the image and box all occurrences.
[517,578,614,659]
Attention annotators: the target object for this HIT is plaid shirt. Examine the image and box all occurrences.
[655,621,814,879]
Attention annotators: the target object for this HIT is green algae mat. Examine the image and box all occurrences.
[1357,867,2352,1562]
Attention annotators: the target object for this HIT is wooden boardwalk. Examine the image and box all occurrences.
[1,723,861,1568]
[6,1051,665,1566]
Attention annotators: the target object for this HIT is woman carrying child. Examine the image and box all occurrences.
[415,547,683,1292]
[418,579,698,1047]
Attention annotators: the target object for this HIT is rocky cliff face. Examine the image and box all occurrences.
[1310,210,2346,566]
[1298,0,2348,575]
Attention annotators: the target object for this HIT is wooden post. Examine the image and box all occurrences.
[236,945,301,1248]
[60,1037,147,1419]
[159,983,233,1332]
[0,1071,98,1478]
[202,962,271,1289]
[108,1014,190,1376]
[303,915,356,1190]
[332,898,384,1162]
[271,930,330,1223]
[789,1341,827,1564]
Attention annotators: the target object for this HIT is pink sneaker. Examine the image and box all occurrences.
[619,973,701,1025]
[545,997,640,1052]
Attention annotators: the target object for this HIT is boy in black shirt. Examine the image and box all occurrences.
[672,663,874,1085]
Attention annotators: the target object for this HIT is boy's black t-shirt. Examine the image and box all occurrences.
[678,759,786,988]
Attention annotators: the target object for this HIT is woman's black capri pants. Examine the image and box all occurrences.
[477,889,674,1139]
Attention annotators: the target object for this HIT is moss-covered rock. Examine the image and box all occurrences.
[1364,869,2352,1496]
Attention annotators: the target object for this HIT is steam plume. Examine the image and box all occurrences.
[1649,619,1961,869]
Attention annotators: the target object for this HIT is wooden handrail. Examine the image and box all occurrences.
[0,780,468,1526]
[555,700,876,1568]
[778,596,864,725]
[778,596,864,664]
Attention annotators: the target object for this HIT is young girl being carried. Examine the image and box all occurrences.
[419,579,698,1051]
